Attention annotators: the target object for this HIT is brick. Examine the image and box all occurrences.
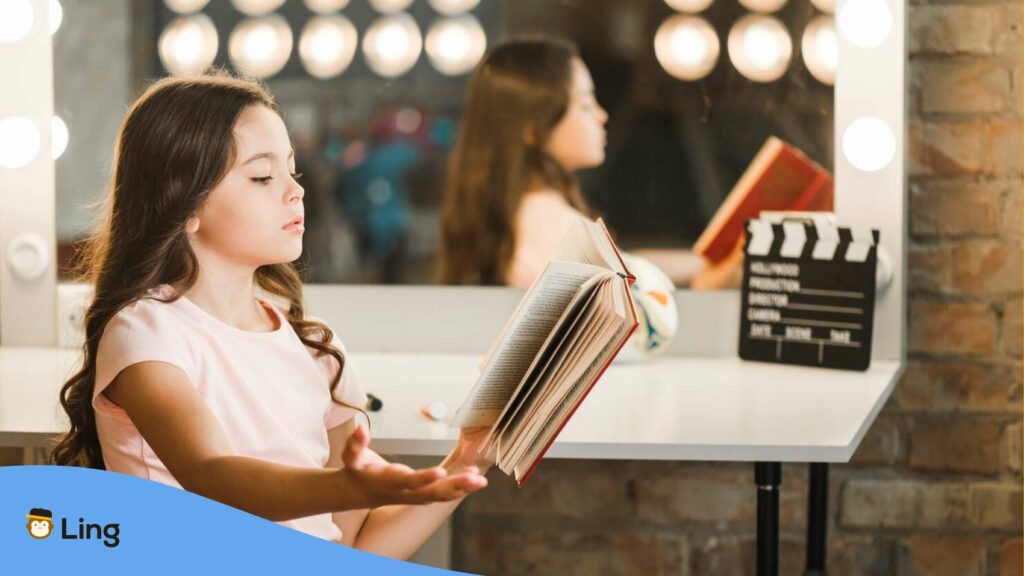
[991,4,1023,58]
[840,479,918,528]
[908,301,998,356]
[454,528,689,576]
[909,418,1001,474]
[1002,188,1022,247]
[1004,298,1022,357]
[690,535,803,576]
[992,121,1023,176]
[1002,421,1022,474]
[1002,539,1022,576]
[909,181,1000,238]
[635,466,753,524]
[917,483,971,529]
[895,361,1023,413]
[909,5,994,55]
[459,459,632,521]
[969,483,1023,531]
[917,61,1012,115]
[909,242,1022,297]
[909,122,989,176]
[829,536,895,576]
[899,536,987,576]
[850,414,902,466]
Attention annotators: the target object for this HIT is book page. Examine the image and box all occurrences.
[483,273,608,453]
[453,261,609,427]
[502,284,619,467]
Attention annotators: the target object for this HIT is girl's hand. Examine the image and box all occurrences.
[444,426,496,474]
[339,426,487,507]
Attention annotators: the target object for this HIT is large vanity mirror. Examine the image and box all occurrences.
[53,0,835,289]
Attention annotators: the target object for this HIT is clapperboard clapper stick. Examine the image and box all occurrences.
[738,212,879,371]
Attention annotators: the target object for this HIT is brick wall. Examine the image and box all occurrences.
[451,1,1023,574]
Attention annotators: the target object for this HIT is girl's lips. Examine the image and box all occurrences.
[283,215,304,232]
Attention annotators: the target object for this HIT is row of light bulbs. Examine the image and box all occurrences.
[160,0,487,78]
[0,0,68,168]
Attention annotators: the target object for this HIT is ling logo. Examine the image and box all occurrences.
[24,507,121,548]
[26,508,54,539]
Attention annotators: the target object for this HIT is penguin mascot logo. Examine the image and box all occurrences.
[26,508,54,539]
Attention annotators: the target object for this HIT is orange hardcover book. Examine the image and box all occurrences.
[694,136,833,264]
[452,218,638,486]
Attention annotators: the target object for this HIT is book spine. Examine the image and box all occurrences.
[516,319,641,488]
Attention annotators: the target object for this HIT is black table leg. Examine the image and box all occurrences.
[755,462,782,576]
[805,463,829,576]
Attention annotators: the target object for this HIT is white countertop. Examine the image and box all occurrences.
[0,347,901,463]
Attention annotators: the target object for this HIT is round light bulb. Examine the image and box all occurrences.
[230,0,287,16]
[427,0,480,15]
[299,15,358,78]
[801,16,837,85]
[425,15,486,76]
[369,0,414,14]
[49,0,62,35]
[0,0,34,44]
[0,117,41,169]
[664,0,714,13]
[837,0,892,48]
[362,12,422,77]
[163,0,210,14]
[158,14,219,76]
[810,0,833,13]
[654,15,720,81]
[229,15,294,79]
[51,116,68,159]
[727,14,792,83]
[303,0,351,13]
[842,117,896,172]
[738,0,787,14]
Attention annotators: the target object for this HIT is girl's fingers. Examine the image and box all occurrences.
[342,426,370,468]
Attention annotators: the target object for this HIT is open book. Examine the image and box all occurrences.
[694,136,834,264]
[452,218,639,487]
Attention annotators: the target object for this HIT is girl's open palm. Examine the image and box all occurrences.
[339,425,487,508]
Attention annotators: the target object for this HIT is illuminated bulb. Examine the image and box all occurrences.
[158,14,219,76]
[229,15,294,79]
[0,0,34,44]
[727,14,792,83]
[0,117,41,169]
[427,0,480,15]
[654,15,719,81]
[664,0,714,13]
[299,15,358,78]
[362,13,422,77]
[50,0,62,34]
[369,0,414,13]
[51,116,68,159]
[842,117,896,172]
[738,0,787,14]
[837,0,892,48]
[163,0,210,14]
[425,15,486,76]
[230,0,286,16]
[801,16,837,85]
[810,0,833,13]
[303,0,351,13]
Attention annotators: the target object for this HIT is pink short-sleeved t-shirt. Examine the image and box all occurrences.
[93,285,368,543]
[506,189,587,288]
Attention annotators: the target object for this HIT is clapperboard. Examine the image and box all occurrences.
[738,212,878,371]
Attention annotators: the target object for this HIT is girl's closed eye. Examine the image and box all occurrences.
[251,172,303,185]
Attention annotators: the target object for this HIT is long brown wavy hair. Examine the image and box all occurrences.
[51,72,353,469]
[437,37,593,285]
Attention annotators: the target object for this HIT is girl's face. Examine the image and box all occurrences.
[545,58,608,172]
[190,105,305,267]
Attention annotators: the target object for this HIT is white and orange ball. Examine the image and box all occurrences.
[622,254,678,359]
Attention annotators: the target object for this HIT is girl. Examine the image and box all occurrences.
[51,72,490,558]
[437,37,742,289]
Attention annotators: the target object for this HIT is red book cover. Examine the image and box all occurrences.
[515,281,639,487]
[694,136,834,264]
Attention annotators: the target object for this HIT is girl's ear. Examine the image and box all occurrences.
[185,217,200,235]
[523,124,536,147]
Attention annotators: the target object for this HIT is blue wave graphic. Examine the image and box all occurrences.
[0,465,473,575]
